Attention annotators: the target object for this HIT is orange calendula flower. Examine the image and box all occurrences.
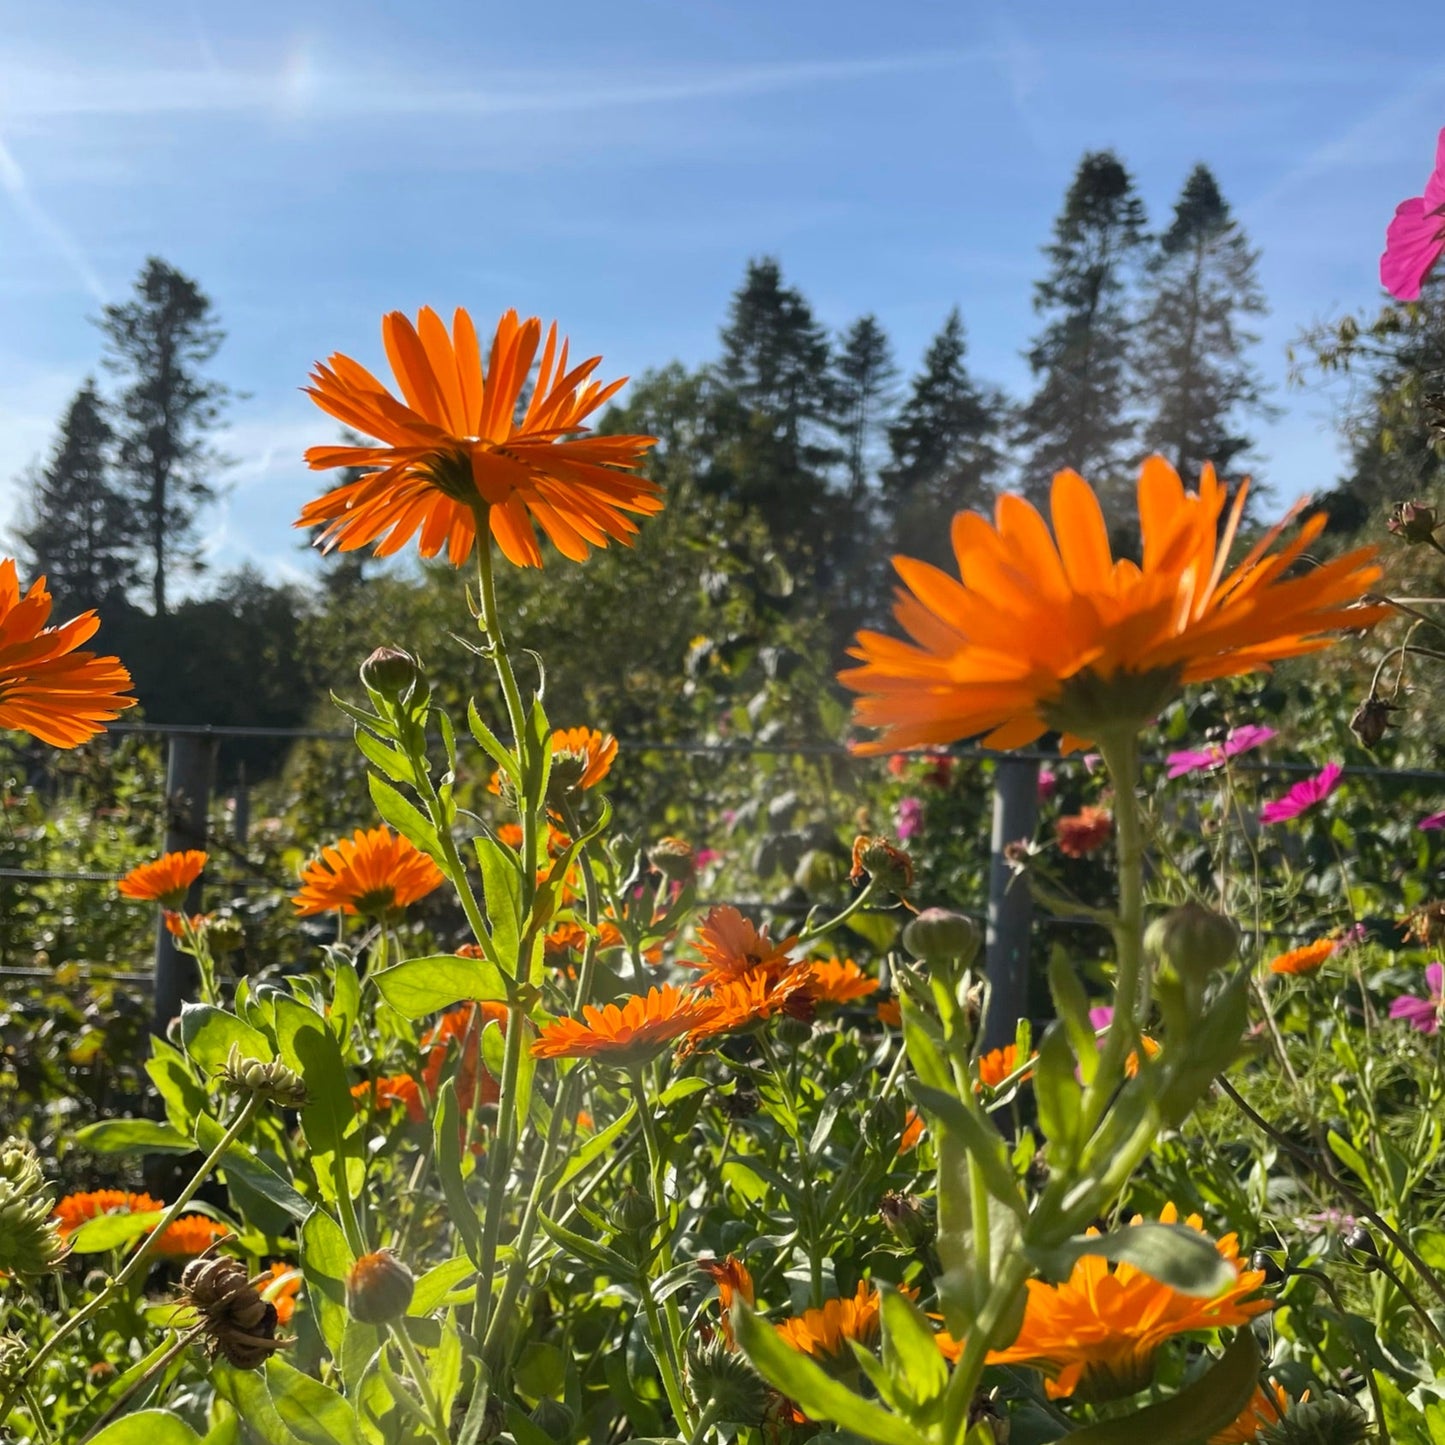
[0,559,135,747]
[1209,1381,1298,1445]
[842,461,1388,752]
[53,1189,165,1238]
[685,906,799,990]
[531,985,715,1064]
[683,969,814,1052]
[298,307,660,569]
[700,1255,756,1348]
[977,1044,1034,1091]
[877,998,903,1027]
[259,1262,304,1327]
[496,821,571,854]
[984,1203,1270,1400]
[544,919,627,960]
[805,959,879,1005]
[292,825,444,918]
[420,1002,507,1111]
[1057,806,1113,858]
[1267,939,1337,976]
[775,1280,883,1358]
[163,910,209,938]
[151,1215,232,1257]
[551,726,618,790]
[351,1075,426,1124]
[118,851,207,908]
[898,1107,926,1155]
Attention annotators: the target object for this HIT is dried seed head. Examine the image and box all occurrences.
[1348,696,1397,750]
[849,835,915,894]
[1257,1396,1371,1445]
[1387,499,1440,545]
[217,1046,308,1109]
[178,1254,289,1370]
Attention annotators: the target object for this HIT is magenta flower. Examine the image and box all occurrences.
[1088,1005,1113,1032]
[1381,126,1445,301]
[1037,767,1058,803]
[1420,812,1445,832]
[695,847,722,871]
[1390,963,1445,1034]
[1260,761,1342,825]
[894,795,924,841]
[1166,725,1277,780]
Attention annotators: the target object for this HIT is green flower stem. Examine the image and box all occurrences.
[939,1250,1033,1438]
[560,796,604,1014]
[797,876,882,945]
[179,916,217,1006]
[476,1003,527,1345]
[0,1094,261,1420]
[77,1324,207,1444]
[482,1072,579,1366]
[473,522,528,764]
[638,1262,693,1435]
[756,1033,824,1305]
[685,1400,723,1445]
[629,1066,692,1432]
[389,1318,453,1445]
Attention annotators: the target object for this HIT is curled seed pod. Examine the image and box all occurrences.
[849,835,915,894]
[217,1045,308,1109]
[178,1254,289,1370]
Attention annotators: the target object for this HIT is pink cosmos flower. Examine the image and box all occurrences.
[695,847,722,871]
[1390,963,1445,1034]
[1037,767,1058,803]
[1166,725,1277,780]
[1420,812,1445,832]
[1381,126,1445,302]
[895,795,925,841]
[1260,761,1342,825]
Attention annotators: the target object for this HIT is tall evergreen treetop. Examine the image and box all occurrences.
[99,257,231,616]
[13,379,135,614]
[1138,163,1270,488]
[881,308,1004,571]
[833,314,898,503]
[1017,150,1148,516]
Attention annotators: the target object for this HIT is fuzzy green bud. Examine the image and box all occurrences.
[1258,1396,1371,1445]
[360,646,423,703]
[205,915,246,956]
[345,1249,415,1324]
[902,908,982,966]
[217,1045,308,1109]
[610,1187,656,1237]
[0,1139,67,1276]
[528,1398,576,1442]
[1145,903,1238,983]
[879,1191,932,1250]
[686,1336,771,1426]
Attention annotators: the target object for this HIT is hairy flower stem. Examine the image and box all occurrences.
[0,1094,261,1420]
[629,1067,692,1434]
[939,1251,1033,1439]
[797,876,882,945]
[560,796,604,1014]
[390,1319,453,1445]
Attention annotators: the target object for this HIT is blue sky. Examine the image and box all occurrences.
[1,0,1443,588]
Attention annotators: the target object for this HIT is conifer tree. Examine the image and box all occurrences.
[99,257,231,616]
[707,257,840,549]
[1138,164,1270,487]
[833,315,898,504]
[1017,151,1147,518]
[881,309,1004,571]
[13,380,135,613]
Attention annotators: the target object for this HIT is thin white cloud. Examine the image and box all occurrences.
[0,134,106,302]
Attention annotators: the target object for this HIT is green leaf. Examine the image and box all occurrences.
[468,699,520,785]
[275,996,361,1205]
[1327,1130,1375,1189]
[431,1313,465,1419]
[434,1081,484,1266]
[373,954,512,1018]
[352,725,412,783]
[265,1356,367,1445]
[732,1302,929,1445]
[909,1082,1025,1217]
[213,1361,303,1445]
[878,1285,948,1417]
[540,1212,637,1278]
[475,836,524,968]
[1047,954,1100,1087]
[1028,1223,1236,1297]
[1057,1328,1259,1444]
[181,1003,273,1074]
[514,1339,566,1399]
[367,773,445,867]
[844,911,900,953]
[1032,1022,1084,1168]
[68,1208,166,1252]
[73,1118,195,1154]
[546,1102,636,1192]
[194,1114,311,1225]
[146,1036,209,1134]
[86,1412,205,1445]
[410,1255,476,1314]
[1375,1373,1439,1445]
[301,1207,355,1356]
[330,956,362,1041]
[483,1015,535,1143]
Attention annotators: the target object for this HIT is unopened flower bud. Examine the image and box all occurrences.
[0,1139,67,1276]
[1249,1249,1288,1286]
[1257,1396,1370,1445]
[345,1249,415,1324]
[360,646,422,702]
[1145,903,1238,983]
[218,1046,308,1109]
[1342,1225,1379,1269]
[902,908,982,966]
[649,836,696,883]
[717,1084,760,1119]
[529,1398,576,1442]
[203,914,246,956]
[1349,696,1396,750]
[794,848,842,894]
[879,1191,932,1250]
[1387,500,1439,545]
[686,1336,771,1426]
[849,835,914,894]
[610,1187,656,1237]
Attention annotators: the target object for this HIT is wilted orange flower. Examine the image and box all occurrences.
[151,1215,232,1257]
[292,825,444,917]
[0,559,135,748]
[849,835,915,890]
[163,910,209,938]
[531,985,715,1064]
[1057,806,1113,858]
[977,1044,1034,1090]
[685,906,799,989]
[118,851,207,907]
[984,1203,1269,1400]
[877,998,903,1027]
[1209,1381,1297,1445]
[898,1107,926,1155]
[298,307,660,569]
[53,1189,165,1238]
[351,1075,426,1124]
[1267,939,1337,976]
[775,1281,883,1358]
[700,1255,756,1348]
[1125,1035,1163,1077]
[805,959,879,1005]
[259,1262,304,1326]
[842,461,1387,752]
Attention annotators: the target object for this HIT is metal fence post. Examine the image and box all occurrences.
[153,731,215,1036]
[983,756,1039,1049]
